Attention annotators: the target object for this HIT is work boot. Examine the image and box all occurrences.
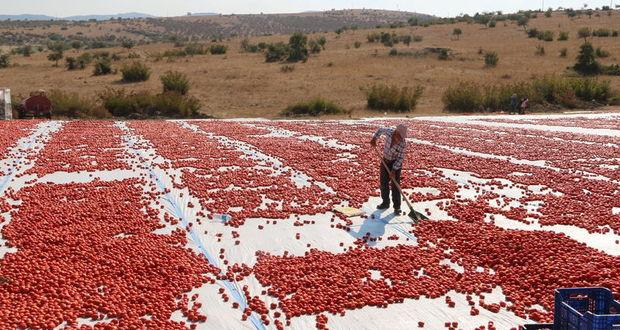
[376,203,390,210]
[394,209,402,216]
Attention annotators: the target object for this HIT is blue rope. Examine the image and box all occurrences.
[127,133,266,330]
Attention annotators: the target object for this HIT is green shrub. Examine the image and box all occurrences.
[484,51,499,67]
[241,39,259,53]
[93,51,110,59]
[570,78,611,101]
[121,39,135,49]
[413,35,424,42]
[209,44,227,55]
[452,28,463,39]
[151,92,201,118]
[121,61,151,82]
[558,31,569,41]
[592,28,611,37]
[559,48,568,57]
[0,53,9,69]
[389,48,398,56]
[354,41,362,49]
[381,32,398,47]
[366,84,424,112]
[160,71,190,95]
[578,27,591,41]
[71,41,82,49]
[613,31,619,37]
[265,43,289,62]
[185,43,208,55]
[488,20,496,28]
[400,35,413,46]
[538,30,554,41]
[545,8,553,17]
[48,90,109,118]
[566,9,578,17]
[77,53,93,68]
[367,32,381,43]
[442,76,611,112]
[309,40,322,54]
[527,28,540,38]
[99,89,201,118]
[164,48,188,58]
[604,64,620,76]
[282,98,348,117]
[595,47,610,58]
[574,43,601,75]
[535,45,546,56]
[93,58,112,76]
[288,32,309,62]
[65,57,78,70]
[437,48,450,60]
[442,82,483,112]
[13,45,33,57]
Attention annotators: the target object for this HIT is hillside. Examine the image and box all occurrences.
[0,13,154,21]
[0,9,619,118]
[0,10,433,45]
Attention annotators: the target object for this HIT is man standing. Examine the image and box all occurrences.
[370,124,408,215]
[510,93,519,114]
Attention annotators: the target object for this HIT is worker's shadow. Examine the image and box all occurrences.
[348,210,396,247]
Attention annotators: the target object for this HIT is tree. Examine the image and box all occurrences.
[408,17,419,26]
[452,28,463,40]
[47,51,63,67]
[65,57,78,70]
[545,8,553,17]
[573,43,601,75]
[517,16,530,30]
[287,32,309,62]
[578,27,591,41]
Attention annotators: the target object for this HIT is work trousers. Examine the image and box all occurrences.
[379,159,402,210]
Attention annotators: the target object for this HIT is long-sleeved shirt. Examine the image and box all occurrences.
[373,127,407,171]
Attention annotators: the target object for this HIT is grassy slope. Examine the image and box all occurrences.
[1,11,619,118]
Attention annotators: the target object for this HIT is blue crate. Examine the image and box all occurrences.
[524,287,620,330]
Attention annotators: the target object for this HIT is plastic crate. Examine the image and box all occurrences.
[524,287,620,330]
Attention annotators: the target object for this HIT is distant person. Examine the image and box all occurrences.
[520,97,529,115]
[510,93,519,114]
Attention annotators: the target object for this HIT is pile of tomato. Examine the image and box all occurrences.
[26,121,130,176]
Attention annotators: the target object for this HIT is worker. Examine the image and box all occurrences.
[510,93,519,114]
[370,124,408,215]
[520,97,529,115]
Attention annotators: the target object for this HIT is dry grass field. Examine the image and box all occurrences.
[1,10,620,118]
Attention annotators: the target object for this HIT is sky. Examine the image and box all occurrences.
[1,0,617,18]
